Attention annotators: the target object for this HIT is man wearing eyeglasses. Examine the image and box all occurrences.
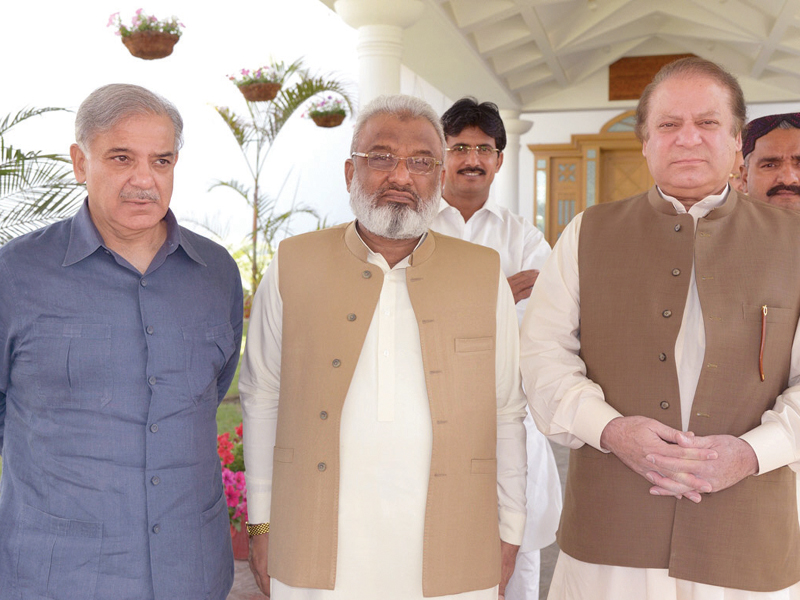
[240,94,527,600]
[431,97,561,600]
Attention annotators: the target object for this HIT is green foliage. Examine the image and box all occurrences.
[227,60,298,86]
[212,57,353,295]
[0,107,85,244]
[216,402,243,436]
[108,10,184,37]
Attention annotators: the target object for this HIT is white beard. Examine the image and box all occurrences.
[349,175,440,240]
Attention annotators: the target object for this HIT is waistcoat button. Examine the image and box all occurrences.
[318,462,327,471]
[347,313,356,321]
[660,401,670,409]
[332,359,341,368]
[362,270,372,279]
[320,411,328,420]
[674,224,682,232]
[659,353,667,361]
[662,310,672,318]
[672,269,681,276]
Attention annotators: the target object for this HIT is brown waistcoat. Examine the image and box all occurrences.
[564,188,800,591]
[269,222,503,597]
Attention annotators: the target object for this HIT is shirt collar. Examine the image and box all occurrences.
[63,198,206,267]
[438,196,505,222]
[655,185,729,219]
[345,220,432,270]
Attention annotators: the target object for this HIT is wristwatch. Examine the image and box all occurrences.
[246,522,270,537]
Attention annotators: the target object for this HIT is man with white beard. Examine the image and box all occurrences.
[239,94,528,600]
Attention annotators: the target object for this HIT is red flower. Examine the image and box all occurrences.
[217,432,235,466]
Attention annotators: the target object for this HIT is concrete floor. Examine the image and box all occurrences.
[228,441,571,600]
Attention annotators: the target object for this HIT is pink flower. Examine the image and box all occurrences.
[135,8,143,15]
[107,12,119,27]
[235,423,243,438]
[225,485,241,508]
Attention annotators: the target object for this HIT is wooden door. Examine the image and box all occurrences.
[600,149,653,203]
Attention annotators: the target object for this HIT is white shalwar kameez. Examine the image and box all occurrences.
[432,198,563,600]
[520,188,800,600]
[240,231,528,600]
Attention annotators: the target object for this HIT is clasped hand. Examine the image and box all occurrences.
[599,416,759,503]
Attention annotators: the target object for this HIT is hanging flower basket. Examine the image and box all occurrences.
[122,31,180,60]
[304,96,348,129]
[237,82,282,102]
[109,11,184,60]
[311,113,346,128]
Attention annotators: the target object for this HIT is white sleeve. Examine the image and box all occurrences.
[495,270,528,545]
[519,213,622,451]
[516,220,552,324]
[740,317,800,475]
[239,251,283,523]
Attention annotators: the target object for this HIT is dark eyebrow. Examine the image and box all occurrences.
[757,155,783,164]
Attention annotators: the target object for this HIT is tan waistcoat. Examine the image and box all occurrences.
[269,222,502,597]
[563,188,800,591]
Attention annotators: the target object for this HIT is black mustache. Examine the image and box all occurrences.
[767,185,800,197]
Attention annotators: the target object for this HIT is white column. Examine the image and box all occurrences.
[334,0,424,106]
[496,110,533,214]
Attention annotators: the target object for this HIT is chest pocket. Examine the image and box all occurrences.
[182,322,236,404]
[32,322,112,408]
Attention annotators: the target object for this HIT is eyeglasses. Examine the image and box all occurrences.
[351,151,442,175]
[446,144,500,158]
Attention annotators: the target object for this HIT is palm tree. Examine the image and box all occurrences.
[0,107,85,244]
[212,58,354,295]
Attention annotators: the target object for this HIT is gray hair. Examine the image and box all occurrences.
[350,94,445,156]
[75,84,184,152]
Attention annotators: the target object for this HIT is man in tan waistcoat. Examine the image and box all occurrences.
[521,57,800,600]
[239,94,527,600]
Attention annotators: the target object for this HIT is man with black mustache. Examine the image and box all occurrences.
[431,98,561,600]
[740,112,800,211]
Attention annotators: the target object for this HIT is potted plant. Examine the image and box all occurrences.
[217,423,248,560]
[108,9,184,60]
[305,95,348,128]
[228,62,293,102]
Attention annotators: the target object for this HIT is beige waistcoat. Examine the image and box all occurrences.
[269,222,503,597]
[563,188,800,591]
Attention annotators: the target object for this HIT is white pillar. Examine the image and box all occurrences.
[496,110,533,214]
[334,0,424,106]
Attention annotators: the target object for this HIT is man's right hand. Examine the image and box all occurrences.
[249,532,270,597]
[507,270,540,304]
[599,416,716,502]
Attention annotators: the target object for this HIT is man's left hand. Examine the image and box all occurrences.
[646,434,759,496]
[507,270,540,304]
[498,541,519,600]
